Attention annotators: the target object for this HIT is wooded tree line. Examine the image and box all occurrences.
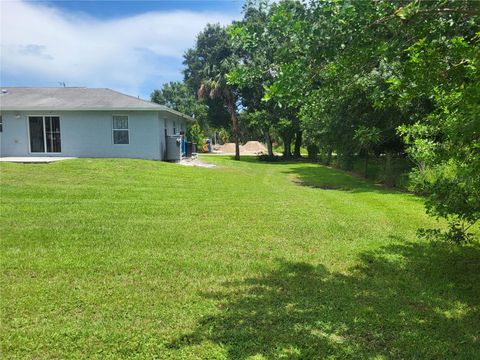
[151,0,479,243]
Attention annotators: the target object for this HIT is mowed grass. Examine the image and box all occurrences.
[1,156,479,359]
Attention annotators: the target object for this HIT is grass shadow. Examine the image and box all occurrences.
[211,156,403,194]
[283,165,400,194]
[169,241,480,359]
[219,155,305,165]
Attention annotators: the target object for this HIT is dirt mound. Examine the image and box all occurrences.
[242,141,267,153]
[218,141,267,154]
[219,143,237,153]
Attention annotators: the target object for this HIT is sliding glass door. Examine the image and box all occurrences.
[29,116,61,153]
[29,116,45,152]
[45,116,61,152]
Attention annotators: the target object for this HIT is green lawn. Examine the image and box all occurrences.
[1,156,479,359]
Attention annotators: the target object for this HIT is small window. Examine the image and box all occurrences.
[173,121,176,135]
[113,115,129,144]
[0,115,2,132]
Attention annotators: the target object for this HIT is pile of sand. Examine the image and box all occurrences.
[242,141,267,154]
[219,143,237,153]
[218,141,268,154]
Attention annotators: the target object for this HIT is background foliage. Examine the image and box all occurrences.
[151,0,479,242]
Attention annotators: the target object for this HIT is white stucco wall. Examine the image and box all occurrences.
[0,110,166,160]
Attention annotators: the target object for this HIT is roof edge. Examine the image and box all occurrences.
[0,107,164,111]
[163,108,195,122]
[0,107,196,121]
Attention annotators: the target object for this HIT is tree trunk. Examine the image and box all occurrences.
[283,136,292,159]
[384,152,394,186]
[293,130,303,158]
[265,131,274,157]
[307,145,318,161]
[225,89,240,161]
[234,138,240,160]
[326,148,333,165]
[232,111,240,160]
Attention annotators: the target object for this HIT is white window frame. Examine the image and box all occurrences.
[27,115,62,154]
[112,115,129,145]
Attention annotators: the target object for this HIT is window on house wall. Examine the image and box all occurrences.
[113,115,129,144]
[173,121,176,135]
[0,115,2,132]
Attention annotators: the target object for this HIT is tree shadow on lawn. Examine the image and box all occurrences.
[223,156,400,194]
[169,241,480,359]
[276,163,404,194]
[284,165,389,193]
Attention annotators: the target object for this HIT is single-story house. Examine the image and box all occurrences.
[0,87,194,161]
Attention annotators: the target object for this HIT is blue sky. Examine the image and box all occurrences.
[1,0,243,99]
[37,1,243,18]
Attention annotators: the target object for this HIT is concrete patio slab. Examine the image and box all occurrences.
[0,157,76,163]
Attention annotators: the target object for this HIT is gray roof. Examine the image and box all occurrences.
[0,87,194,121]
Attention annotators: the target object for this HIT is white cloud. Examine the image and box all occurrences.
[0,0,237,97]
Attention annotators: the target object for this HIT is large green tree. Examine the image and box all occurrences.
[228,0,307,159]
[394,3,479,243]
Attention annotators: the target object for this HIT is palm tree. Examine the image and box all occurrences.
[198,76,240,160]
[183,23,241,160]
